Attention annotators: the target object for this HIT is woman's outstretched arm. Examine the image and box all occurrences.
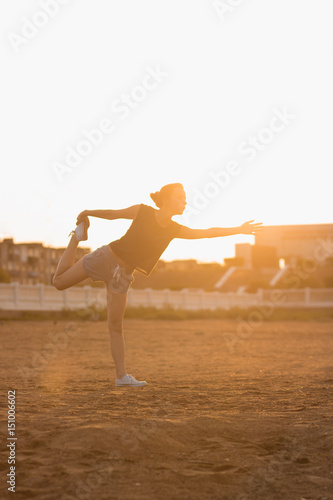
[76,205,140,224]
[176,220,263,239]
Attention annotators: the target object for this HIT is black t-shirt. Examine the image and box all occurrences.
[109,203,184,276]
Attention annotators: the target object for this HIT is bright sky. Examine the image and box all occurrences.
[1,0,332,264]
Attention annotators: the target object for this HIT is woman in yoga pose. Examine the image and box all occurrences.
[52,183,263,387]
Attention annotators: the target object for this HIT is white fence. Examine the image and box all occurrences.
[1,283,333,311]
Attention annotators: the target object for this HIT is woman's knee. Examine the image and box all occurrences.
[52,275,66,291]
[108,317,123,333]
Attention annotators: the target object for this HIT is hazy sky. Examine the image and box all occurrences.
[1,0,332,263]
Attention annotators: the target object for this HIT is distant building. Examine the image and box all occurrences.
[216,223,333,292]
[233,243,279,270]
[254,223,333,266]
[233,224,333,269]
[157,259,198,271]
[234,243,251,268]
[0,238,91,286]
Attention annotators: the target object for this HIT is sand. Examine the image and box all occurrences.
[0,318,333,500]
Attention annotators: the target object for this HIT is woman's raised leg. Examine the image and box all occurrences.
[53,234,89,290]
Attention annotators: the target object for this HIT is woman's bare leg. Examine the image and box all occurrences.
[107,288,128,379]
[53,234,89,290]
[54,234,78,275]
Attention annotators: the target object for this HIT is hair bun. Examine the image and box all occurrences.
[150,183,184,209]
[150,191,160,202]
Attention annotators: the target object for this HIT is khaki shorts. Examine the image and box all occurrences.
[82,245,135,294]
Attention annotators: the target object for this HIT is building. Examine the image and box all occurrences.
[254,223,333,266]
[0,238,91,286]
[233,224,333,269]
[156,259,198,271]
[216,223,333,292]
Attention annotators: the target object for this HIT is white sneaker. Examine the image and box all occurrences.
[68,217,90,242]
[115,374,148,387]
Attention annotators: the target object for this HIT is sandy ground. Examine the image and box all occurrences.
[0,318,333,500]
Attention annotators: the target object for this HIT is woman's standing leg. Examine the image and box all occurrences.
[107,288,128,380]
[53,234,89,290]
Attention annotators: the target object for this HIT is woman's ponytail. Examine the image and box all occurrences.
[150,183,184,208]
[150,191,162,208]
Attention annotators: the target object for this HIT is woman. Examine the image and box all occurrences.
[52,183,263,387]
